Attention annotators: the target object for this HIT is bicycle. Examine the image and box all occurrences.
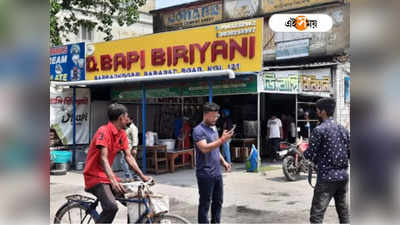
[53,179,190,224]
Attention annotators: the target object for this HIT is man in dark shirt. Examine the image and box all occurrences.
[192,102,233,224]
[299,97,350,224]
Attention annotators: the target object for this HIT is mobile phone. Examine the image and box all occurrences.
[230,124,236,132]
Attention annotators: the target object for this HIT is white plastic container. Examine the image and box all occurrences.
[158,139,176,151]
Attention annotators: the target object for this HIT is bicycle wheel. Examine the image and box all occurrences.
[151,214,190,224]
[54,202,95,224]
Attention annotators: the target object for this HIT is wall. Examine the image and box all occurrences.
[263,3,350,61]
[333,62,350,129]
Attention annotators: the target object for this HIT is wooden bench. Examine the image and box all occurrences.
[167,149,194,173]
[137,145,169,174]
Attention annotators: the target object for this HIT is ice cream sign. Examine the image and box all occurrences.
[50,42,86,81]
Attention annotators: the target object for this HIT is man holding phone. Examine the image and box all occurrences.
[193,103,233,223]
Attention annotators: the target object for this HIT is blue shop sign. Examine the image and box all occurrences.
[50,42,85,81]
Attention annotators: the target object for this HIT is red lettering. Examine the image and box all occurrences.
[113,53,126,71]
[190,42,210,64]
[230,37,247,60]
[126,51,139,70]
[86,56,99,72]
[173,45,188,66]
[249,36,255,59]
[152,48,165,66]
[189,44,195,65]
[211,40,227,62]
[140,50,146,69]
[101,54,113,71]
[167,47,172,67]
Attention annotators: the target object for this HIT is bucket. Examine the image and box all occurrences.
[51,150,72,164]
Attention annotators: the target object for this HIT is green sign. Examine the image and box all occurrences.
[182,75,257,96]
[112,75,257,100]
[260,71,299,93]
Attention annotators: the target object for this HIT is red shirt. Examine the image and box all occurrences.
[83,122,129,190]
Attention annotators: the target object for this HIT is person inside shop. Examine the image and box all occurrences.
[281,113,290,141]
[217,108,233,164]
[173,112,183,140]
[193,102,233,224]
[298,97,350,224]
[178,116,192,150]
[288,114,296,143]
[83,103,150,224]
[118,116,139,181]
[266,114,283,162]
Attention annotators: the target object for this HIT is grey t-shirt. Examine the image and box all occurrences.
[192,122,221,178]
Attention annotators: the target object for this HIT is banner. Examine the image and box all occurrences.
[276,38,310,60]
[50,87,90,145]
[163,0,222,29]
[259,70,299,93]
[263,0,339,14]
[111,75,257,100]
[85,18,263,80]
[344,75,350,103]
[300,68,331,93]
[50,42,86,81]
[224,0,259,19]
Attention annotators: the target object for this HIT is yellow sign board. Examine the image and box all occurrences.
[85,18,263,80]
[263,0,338,14]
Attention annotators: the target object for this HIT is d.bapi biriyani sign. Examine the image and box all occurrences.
[85,18,263,80]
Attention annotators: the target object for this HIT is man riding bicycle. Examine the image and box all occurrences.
[83,103,150,223]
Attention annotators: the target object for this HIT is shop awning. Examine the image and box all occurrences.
[51,70,235,87]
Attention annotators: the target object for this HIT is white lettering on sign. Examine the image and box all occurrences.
[50,55,68,65]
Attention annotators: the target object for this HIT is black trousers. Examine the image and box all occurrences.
[310,180,350,224]
[87,183,119,224]
[197,175,224,224]
[268,138,281,159]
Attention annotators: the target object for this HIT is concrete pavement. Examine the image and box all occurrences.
[50,161,343,223]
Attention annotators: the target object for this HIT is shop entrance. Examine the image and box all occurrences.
[261,93,296,158]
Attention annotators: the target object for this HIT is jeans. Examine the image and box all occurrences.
[310,180,350,224]
[197,175,224,224]
[86,183,119,224]
[119,151,133,179]
[268,138,280,159]
[221,139,231,164]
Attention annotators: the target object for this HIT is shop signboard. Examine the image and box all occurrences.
[162,0,222,29]
[50,87,90,145]
[300,68,331,93]
[111,86,182,100]
[182,75,257,96]
[50,42,85,81]
[111,75,258,100]
[262,0,339,14]
[259,70,299,93]
[344,75,350,103]
[276,38,310,60]
[86,18,263,81]
[224,0,260,19]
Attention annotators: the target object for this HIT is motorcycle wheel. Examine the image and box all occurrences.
[282,155,299,181]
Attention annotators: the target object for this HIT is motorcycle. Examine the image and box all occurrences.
[281,139,315,181]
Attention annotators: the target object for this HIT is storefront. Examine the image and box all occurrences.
[258,65,335,157]
[51,17,264,172]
